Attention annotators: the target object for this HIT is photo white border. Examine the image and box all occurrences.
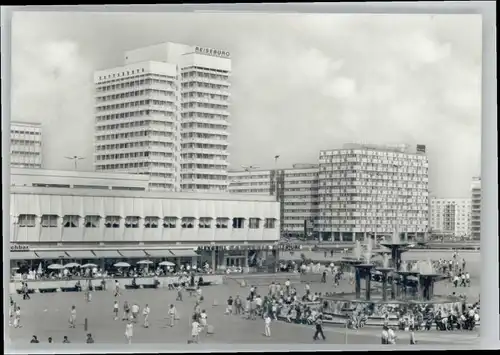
[2,2,497,353]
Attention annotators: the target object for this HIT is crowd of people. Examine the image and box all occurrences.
[11,261,224,282]
[10,248,480,345]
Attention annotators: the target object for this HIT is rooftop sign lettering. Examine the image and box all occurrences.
[195,46,230,58]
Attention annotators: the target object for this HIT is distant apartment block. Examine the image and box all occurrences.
[317,143,429,242]
[470,177,481,240]
[228,165,319,238]
[10,121,43,168]
[430,198,471,238]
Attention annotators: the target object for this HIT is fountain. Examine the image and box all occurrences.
[376,253,394,301]
[397,260,421,300]
[353,239,375,301]
[418,259,441,301]
[322,229,454,328]
[379,228,411,271]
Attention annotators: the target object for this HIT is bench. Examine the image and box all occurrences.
[142,284,158,289]
[124,283,158,290]
[60,287,79,292]
[16,288,35,295]
[39,288,59,293]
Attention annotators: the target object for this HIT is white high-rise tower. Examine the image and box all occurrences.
[94,42,231,192]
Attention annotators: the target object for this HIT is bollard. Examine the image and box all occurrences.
[84,318,88,332]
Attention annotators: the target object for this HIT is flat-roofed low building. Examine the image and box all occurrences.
[9,186,280,271]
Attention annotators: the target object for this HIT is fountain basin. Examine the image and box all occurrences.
[356,263,375,269]
[397,271,420,277]
[376,267,394,273]
[319,293,466,328]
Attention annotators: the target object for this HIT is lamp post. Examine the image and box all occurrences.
[273,155,280,200]
[65,156,85,171]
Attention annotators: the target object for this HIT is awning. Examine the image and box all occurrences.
[35,251,69,259]
[65,250,97,259]
[92,250,122,258]
[10,251,39,260]
[169,249,198,258]
[145,249,175,258]
[118,250,147,258]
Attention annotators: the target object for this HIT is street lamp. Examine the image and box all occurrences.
[273,155,280,199]
[65,156,85,171]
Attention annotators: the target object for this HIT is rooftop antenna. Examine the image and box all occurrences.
[241,165,259,172]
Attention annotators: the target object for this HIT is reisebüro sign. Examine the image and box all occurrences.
[195,46,230,59]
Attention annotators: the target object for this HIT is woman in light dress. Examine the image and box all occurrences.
[125,320,134,344]
[68,305,76,328]
[264,313,272,337]
[199,309,208,331]
[13,306,21,328]
[142,304,150,328]
[191,318,201,343]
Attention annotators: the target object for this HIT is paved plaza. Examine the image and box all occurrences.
[9,273,480,346]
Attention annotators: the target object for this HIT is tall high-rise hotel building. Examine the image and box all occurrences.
[94,42,231,192]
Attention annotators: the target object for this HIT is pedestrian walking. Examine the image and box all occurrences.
[125,320,134,344]
[68,305,76,328]
[131,303,140,323]
[409,326,416,345]
[200,309,208,331]
[113,301,119,320]
[13,306,21,328]
[264,313,272,337]
[122,301,130,321]
[381,326,389,344]
[190,318,200,344]
[143,304,150,328]
[114,280,120,297]
[313,315,326,341]
[168,304,177,327]
[86,333,94,343]
[176,285,183,301]
[388,327,397,344]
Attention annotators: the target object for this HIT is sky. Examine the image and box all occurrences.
[10,11,482,198]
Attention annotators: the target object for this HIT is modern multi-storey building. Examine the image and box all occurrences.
[470,177,481,240]
[317,143,429,242]
[10,121,43,168]
[228,165,319,238]
[430,198,471,238]
[94,42,231,193]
